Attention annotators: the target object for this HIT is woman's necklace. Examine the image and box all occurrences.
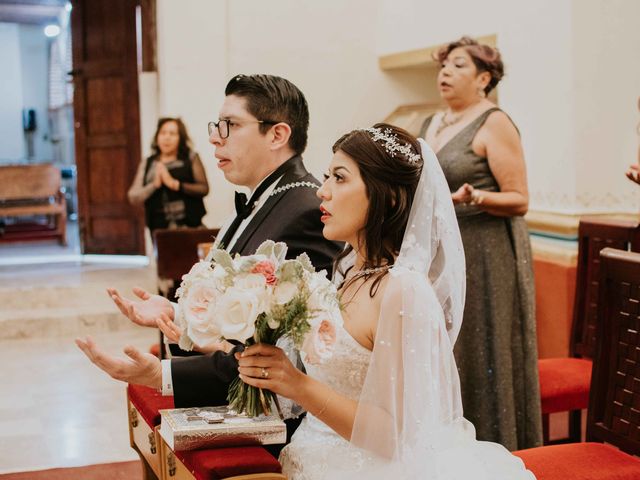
[435,110,464,137]
[348,264,391,281]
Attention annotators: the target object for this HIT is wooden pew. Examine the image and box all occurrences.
[154,228,220,302]
[0,164,67,245]
[515,248,640,479]
[539,217,640,444]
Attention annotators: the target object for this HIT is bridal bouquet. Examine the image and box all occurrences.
[175,240,341,417]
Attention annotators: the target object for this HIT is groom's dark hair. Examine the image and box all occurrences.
[332,123,423,295]
[225,74,309,155]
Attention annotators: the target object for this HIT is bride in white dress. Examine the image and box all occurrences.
[237,124,536,479]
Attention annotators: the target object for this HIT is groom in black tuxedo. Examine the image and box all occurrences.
[77,75,341,424]
[170,74,342,407]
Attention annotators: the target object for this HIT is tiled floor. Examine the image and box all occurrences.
[0,329,157,474]
[0,245,160,474]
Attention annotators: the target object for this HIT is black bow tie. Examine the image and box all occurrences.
[219,155,299,252]
[234,191,252,219]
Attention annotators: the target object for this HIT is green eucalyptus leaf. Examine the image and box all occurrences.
[296,252,314,272]
[212,249,234,272]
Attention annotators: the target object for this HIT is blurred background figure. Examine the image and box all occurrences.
[627,164,640,185]
[420,36,541,450]
[128,117,209,234]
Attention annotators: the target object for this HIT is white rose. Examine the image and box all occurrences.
[235,272,267,290]
[273,281,298,305]
[184,260,212,280]
[212,264,227,281]
[301,314,339,364]
[234,273,269,313]
[183,282,222,346]
[183,282,218,325]
[306,272,336,312]
[187,303,222,345]
[213,287,262,342]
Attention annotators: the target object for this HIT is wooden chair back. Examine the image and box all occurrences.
[153,228,219,300]
[0,164,61,201]
[571,217,640,359]
[586,248,640,456]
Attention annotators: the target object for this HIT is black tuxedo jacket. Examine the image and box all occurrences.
[171,155,342,408]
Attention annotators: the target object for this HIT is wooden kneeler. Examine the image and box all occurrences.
[128,384,175,480]
[159,436,285,480]
[128,385,286,480]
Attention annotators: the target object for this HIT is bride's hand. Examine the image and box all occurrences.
[236,343,305,401]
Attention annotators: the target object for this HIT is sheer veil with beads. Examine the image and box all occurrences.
[327,139,535,478]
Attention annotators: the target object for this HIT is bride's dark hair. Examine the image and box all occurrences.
[332,123,423,295]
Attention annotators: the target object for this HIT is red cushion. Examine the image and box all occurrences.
[514,443,640,480]
[127,384,175,427]
[538,358,592,413]
[176,446,281,480]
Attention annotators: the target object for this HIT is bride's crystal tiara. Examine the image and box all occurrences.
[363,127,422,165]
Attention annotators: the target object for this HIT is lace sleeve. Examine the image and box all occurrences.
[180,153,210,197]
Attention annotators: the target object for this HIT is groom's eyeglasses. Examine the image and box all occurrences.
[208,119,280,139]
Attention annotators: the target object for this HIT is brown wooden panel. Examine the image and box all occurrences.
[88,148,128,204]
[587,248,640,456]
[571,218,640,359]
[92,217,134,239]
[139,0,157,72]
[83,1,127,61]
[86,77,125,135]
[72,0,144,254]
[0,164,61,200]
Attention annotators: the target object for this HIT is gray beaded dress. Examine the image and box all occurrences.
[420,108,542,450]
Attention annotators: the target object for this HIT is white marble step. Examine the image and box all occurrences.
[0,305,151,340]
[0,262,159,340]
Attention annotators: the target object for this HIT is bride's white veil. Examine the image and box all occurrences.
[395,139,466,344]
[341,137,468,468]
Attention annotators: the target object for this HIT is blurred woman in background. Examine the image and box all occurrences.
[128,117,209,233]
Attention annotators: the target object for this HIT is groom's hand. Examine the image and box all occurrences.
[75,336,162,389]
[107,286,174,328]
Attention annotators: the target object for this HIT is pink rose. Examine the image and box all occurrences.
[301,319,337,364]
[251,260,277,285]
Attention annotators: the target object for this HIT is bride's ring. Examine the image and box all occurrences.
[261,367,269,379]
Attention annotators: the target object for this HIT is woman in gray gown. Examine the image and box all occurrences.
[420,36,542,450]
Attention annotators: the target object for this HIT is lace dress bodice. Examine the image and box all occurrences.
[279,323,371,480]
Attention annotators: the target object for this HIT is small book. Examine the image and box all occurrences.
[159,406,287,451]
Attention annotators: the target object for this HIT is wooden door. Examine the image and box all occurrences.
[71,0,145,254]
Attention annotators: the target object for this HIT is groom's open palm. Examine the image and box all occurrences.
[107,286,173,328]
[75,336,162,388]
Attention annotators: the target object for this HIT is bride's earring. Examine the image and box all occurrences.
[477,87,487,98]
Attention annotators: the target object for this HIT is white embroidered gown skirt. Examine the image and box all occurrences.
[278,323,537,480]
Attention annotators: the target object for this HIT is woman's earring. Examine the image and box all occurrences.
[478,87,487,98]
